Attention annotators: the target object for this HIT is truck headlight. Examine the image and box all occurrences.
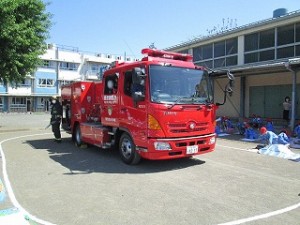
[154,142,171,151]
[209,137,216,145]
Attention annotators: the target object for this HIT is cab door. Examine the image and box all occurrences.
[119,69,147,146]
[101,73,120,127]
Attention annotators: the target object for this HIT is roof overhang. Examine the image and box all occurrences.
[211,58,300,78]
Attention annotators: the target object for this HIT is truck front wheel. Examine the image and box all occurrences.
[119,133,141,165]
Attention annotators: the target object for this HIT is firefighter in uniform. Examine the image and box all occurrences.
[50,96,62,143]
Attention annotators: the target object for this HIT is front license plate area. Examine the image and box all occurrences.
[186,145,198,154]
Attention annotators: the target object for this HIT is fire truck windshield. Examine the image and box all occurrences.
[149,65,213,104]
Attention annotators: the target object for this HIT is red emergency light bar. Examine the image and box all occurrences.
[141,48,193,62]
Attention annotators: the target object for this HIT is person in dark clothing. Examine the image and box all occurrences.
[282,96,291,123]
[50,96,62,143]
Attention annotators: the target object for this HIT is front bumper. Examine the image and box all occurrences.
[137,133,216,160]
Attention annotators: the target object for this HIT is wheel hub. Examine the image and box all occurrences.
[121,139,132,159]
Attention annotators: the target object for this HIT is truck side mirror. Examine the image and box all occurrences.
[133,91,145,101]
[216,71,235,105]
[227,71,234,80]
[226,85,233,96]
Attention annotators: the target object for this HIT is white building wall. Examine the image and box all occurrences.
[57,51,81,63]
[40,48,56,61]
[8,86,32,96]
[58,70,81,81]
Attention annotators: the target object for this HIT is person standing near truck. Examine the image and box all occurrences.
[50,96,62,143]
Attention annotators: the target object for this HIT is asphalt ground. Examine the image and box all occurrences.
[0,113,299,225]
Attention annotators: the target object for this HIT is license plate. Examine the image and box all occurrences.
[186,145,198,154]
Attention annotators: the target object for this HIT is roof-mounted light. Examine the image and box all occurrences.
[141,48,193,62]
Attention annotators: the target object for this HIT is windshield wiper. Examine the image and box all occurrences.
[167,97,193,109]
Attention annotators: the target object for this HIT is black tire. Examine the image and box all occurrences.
[119,133,141,165]
[74,125,83,147]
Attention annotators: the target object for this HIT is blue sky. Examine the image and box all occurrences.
[45,0,299,58]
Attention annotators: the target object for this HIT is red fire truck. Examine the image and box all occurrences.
[61,48,234,164]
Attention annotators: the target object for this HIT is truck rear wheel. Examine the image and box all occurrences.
[119,133,141,165]
[74,125,83,147]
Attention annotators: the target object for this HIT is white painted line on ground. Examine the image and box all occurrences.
[0,133,57,225]
[217,202,300,225]
[217,144,258,153]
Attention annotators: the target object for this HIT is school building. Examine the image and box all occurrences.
[166,8,300,128]
[0,44,137,113]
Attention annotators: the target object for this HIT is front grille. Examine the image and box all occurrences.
[168,122,209,133]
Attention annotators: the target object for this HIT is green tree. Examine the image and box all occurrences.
[0,0,51,84]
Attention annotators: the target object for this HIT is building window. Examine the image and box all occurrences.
[260,49,275,61]
[36,97,46,109]
[60,62,78,71]
[90,63,99,73]
[195,60,213,69]
[244,28,275,63]
[226,38,238,55]
[193,46,202,61]
[11,97,26,107]
[41,60,55,68]
[226,56,238,66]
[178,49,189,54]
[214,41,225,57]
[244,52,258,63]
[245,28,275,52]
[296,45,300,56]
[245,23,300,63]
[202,44,213,60]
[245,33,259,51]
[277,24,294,46]
[277,46,294,59]
[193,38,237,69]
[260,29,275,49]
[193,44,212,61]
[19,79,31,87]
[296,23,300,42]
[38,78,55,87]
[214,58,225,68]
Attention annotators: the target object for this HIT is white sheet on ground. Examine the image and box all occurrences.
[258,144,300,162]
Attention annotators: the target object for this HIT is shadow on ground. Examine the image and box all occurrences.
[25,138,205,174]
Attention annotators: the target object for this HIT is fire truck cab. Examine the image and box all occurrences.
[61,48,234,164]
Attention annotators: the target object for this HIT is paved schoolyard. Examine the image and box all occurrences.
[0,113,299,225]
